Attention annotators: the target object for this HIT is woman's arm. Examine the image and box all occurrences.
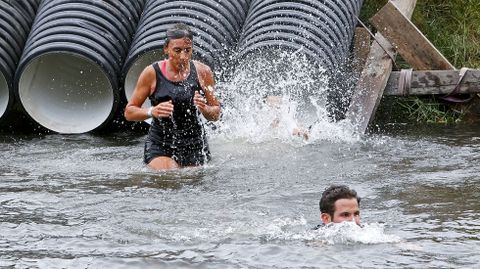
[124,65,173,121]
[194,62,221,121]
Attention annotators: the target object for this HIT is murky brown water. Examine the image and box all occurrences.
[1,122,479,268]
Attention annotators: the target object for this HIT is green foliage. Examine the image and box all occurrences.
[413,0,480,68]
[395,97,463,124]
[361,0,480,124]
[359,0,387,22]
[360,0,480,68]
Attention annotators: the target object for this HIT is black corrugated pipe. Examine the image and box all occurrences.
[0,0,41,124]
[238,0,362,70]
[14,0,145,134]
[237,0,363,120]
[122,0,250,112]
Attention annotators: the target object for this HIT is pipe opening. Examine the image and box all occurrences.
[124,50,165,110]
[0,72,8,118]
[18,53,114,133]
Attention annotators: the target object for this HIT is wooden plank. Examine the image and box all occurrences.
[370,1,455,70]
[345,35,395,133]
[352,27,371,75]
[384,69,480,95]
[390,0,417,18]
[345,0,417,134]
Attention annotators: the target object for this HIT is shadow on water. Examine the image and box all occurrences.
[122,171,208,190]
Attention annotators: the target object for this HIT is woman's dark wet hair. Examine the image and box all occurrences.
[165,23,193,48]
[319,185,361,217]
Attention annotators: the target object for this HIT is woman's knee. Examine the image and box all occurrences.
[148,156,179,170]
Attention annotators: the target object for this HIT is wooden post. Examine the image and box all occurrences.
[352,27,371,75]
[384,69,480,95]
[345,0,417,134]
[370,1,455,70]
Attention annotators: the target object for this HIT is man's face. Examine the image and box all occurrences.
[322,198,360,225]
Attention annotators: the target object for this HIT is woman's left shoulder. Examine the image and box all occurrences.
[193,61,212,75]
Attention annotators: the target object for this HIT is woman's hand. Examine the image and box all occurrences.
[150,100,174,118]
[194,91,207,111]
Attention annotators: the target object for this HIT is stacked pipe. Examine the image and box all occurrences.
[238,0,362,69]
[0,0,42,123]
[14,0,145,134]
[123,0,251,107]
[237,0,363,120]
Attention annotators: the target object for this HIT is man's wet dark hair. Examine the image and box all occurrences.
[319,185,361,217]
[165,23,193,47]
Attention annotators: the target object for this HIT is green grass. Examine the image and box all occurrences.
[394,97,462,124]
[360,0,480,68]
[413,0,480,68]
[361,0,480,124]
[359,0,387,22]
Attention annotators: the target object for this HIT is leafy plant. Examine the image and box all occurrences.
[395,97,463,124]
[361,0,480,123]
[413,0,480,68]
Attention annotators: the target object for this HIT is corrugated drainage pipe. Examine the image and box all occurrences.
[238,0,362,70]
[237,0,363,120]
[0,0,41,123]
[15,0,145,134]
[122,0,250,114]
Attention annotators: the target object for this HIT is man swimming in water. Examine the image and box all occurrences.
[318,184,361,226]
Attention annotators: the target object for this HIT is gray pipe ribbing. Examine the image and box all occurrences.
[15,0,144,134]
[2,0,365,132]
[0,0,41,123]
[238,0,363,70]
[122,0,250,110]
[237,0,363,120]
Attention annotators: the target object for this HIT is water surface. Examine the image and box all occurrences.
[1,53,479,268]
[1,123,479,268]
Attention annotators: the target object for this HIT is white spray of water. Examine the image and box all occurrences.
[166,217,402,246]
[212,49,360,144]
[250,218,402,245]
[314,221,402,245]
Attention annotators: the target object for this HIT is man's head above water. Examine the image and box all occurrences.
[319,185,361,225]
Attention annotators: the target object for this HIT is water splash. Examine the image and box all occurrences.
[213,49,360,144]
[252,218,402,245]
[160,216,402,247]
[313,221,402,245]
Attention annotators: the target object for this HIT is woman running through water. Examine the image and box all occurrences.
[124,23,221,170]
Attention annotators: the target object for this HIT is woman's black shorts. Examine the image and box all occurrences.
[143,138,210,167]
